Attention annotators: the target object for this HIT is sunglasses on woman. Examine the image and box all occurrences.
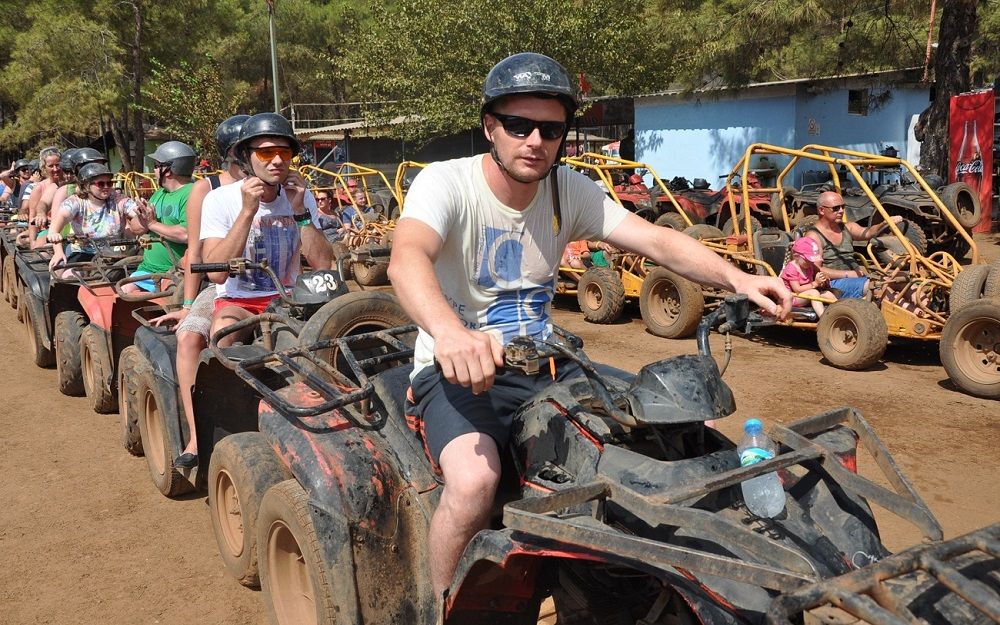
[90,180,114,189]
[490,113,567,141]
[251,146,294,162]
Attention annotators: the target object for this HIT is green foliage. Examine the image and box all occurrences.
[139,56,250,157]
[338,0,671,143]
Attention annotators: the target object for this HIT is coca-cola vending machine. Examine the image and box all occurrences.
[949,90,994,233]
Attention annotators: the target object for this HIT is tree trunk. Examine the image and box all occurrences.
[107,111,133,172]
[130,0,144,172]
[920,0,978,177]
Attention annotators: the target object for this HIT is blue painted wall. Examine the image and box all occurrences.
[636,85,929,188]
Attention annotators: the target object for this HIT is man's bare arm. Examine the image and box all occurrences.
[300,223,332,270]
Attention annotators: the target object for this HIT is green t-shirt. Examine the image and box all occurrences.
[136,183,192,274]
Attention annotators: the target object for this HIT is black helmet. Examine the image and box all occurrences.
[12,158,30,171]
[481,52,578,121]
[71,148,108,173]
[148,140,197,177]
[60,148,79,173]
[28,159,40,173]
[214,114,251,159]
[233,112,301,163]
[78,162,112,183]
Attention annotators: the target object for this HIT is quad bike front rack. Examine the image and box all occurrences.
[502,407,945,594]
[766,522,1000,625]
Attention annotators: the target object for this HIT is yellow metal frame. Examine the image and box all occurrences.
[114,172,159,199]
[393,160,426,218]
[563,152,698,228]
[299,162,396,226]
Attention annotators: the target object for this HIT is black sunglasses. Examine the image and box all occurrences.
[822,204,846,211]
[490,113,567,141]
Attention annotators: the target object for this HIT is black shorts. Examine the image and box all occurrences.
[408,360,632,467]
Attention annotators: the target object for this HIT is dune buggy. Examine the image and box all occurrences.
[563,153,705,230]
[674,143,999,398]
[198,292,998,624]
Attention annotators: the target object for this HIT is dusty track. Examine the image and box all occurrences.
[1,271,998,623]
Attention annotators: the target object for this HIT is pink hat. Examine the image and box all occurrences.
[791,237,822,264]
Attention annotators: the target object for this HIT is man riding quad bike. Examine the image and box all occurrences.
[201,293,999,625]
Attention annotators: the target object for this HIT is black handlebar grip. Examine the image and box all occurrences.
[189,262,232,274]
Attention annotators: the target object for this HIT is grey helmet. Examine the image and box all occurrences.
[214,114,251,159]
[71,148,108,174]
[60,148,80,173]
[78,162,113,184]
[481,52,578,123]
[233,112,301,165]
[12,158,30,172]
[148,140,197,177]
[28,160,40,173]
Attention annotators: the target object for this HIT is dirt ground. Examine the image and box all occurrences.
[1,238,998,624]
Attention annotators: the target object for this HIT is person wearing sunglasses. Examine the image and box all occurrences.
[388,52,791,600]
[0,158,34,214]
[803,190,904,299]
[46,162,138,273]
[120,141,197,295]
[200,111,331,348]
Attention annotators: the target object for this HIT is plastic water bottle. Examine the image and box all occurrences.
[737,418,785,518]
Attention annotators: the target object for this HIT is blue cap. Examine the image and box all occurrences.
[744,418,763,434]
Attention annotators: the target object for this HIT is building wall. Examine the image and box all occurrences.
[636,83,929,188]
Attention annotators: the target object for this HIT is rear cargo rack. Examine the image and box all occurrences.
[766,523,1000,625]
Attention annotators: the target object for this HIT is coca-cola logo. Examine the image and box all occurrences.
[956,159,983,176]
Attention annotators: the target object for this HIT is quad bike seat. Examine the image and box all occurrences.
[369,362,414,423]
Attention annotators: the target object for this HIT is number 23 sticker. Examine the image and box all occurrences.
[307,273,339,292]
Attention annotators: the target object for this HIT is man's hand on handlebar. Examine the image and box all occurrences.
[434,327,504,395]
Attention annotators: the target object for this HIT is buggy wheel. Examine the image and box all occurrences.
[258,480,339,625]
[639,266,704,339]
[329,241,352,281]
[80,324,117,413]
[117,346,147,456]
[23,295,54,367]
[352,243,390,287]
[576,267,626,324]
[950,265,991,313]
[938,182,981,231]
[682,224,725,241]
[980,260,1000,298]
[940,297,1000,399]
[136,366,192,497]
[653,212,688,231]
[55,311,87,396]
[209,432,290,588]
[816,299,888,370]
[722,214,762,237]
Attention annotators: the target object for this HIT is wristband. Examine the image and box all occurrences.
[293,212,311,227]
[183,298,195,306]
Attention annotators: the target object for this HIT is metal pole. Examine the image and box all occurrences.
[267,0,280,112]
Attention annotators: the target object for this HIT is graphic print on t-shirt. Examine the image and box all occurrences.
[475,225,551,342]
[239,214,298,292]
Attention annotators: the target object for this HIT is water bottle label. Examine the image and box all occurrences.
[740,447,772,466]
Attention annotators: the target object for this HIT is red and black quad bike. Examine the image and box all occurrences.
[668,172,774,237]
[206,293,999,625]
[60,236,182,413]
[120,257,410,508]
[14,236,139,370]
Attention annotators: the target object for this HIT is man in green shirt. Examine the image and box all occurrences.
[123,141,197,293]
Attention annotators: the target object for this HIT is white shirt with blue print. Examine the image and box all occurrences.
[401,154,629,379]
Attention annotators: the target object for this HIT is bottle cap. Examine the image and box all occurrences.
[744,418,763,434]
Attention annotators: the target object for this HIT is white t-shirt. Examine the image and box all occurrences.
[402,154,629,378]
[200,179,318,299]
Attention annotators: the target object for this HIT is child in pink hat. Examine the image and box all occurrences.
[780,237,837,316]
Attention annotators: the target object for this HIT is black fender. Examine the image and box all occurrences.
[133,325,187,461]
[14,252,50,303]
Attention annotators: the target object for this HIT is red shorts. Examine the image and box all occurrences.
[213,295,276,315]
